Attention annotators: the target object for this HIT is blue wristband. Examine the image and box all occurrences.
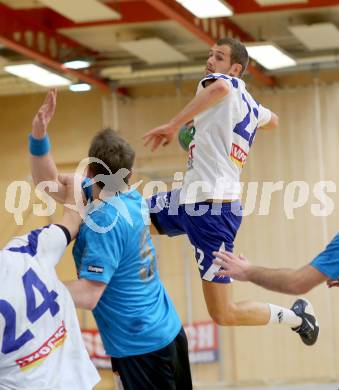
[29,133,51,156]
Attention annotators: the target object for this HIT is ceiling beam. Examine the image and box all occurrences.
[0,3,111,92]
[144,0,276,86]
[227,0,339,14]
[17,1,167,30]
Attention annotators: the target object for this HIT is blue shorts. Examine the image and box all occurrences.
[149,189,242,283]
[311,233,339,280]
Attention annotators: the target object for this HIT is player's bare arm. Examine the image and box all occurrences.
[143,79,230,151]
[30,89,68,203]
[259,111,279,130]
[58,173,82,240]
[64,279,106,310]
[213,251,326,294]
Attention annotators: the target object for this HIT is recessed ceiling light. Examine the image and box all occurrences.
[119,38,188,65]
[38,0,120,22]
[289,23,339,51]
[69,83,92,92]
[4,64,71,86]
[64,60,90,69]
[246,43,296,70]
[176,0,233,18]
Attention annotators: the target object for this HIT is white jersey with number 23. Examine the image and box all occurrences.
[180,73,272,204]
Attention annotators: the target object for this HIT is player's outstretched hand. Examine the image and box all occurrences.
[143,123,177,151]
[213,251,251,281]
[32,88,57,139]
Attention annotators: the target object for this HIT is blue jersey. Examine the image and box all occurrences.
[311,233,339,280]
[73,189,182,358]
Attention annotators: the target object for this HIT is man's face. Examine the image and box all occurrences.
[205,44,233,76]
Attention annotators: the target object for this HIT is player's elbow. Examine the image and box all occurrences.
[81,290,101,310]
[285,277,312,295]
[260,112,279,130]
[86,302,97,311]
[75,279,106,311]
[288,283,312,295]
[85,296,100,311]
[287,264,324,295]
[270,113,279,129]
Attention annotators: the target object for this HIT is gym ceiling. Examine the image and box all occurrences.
[0,0,338,95]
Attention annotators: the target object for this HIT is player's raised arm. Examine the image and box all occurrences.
[143,79,230,151]
[29,89,68,203]
[58,173,83,240]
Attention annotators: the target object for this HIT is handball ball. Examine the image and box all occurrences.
[178,122,196,151]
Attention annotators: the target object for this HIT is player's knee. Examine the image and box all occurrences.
[208,303,238,326]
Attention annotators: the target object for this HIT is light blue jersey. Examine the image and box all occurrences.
[73,189,182,358]
[311,233,339,280]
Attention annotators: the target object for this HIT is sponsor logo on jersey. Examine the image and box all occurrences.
[16,322,67,371]
[88,265,104,274]
[230,143,248,167]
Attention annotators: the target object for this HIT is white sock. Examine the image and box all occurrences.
[268,304,302,328]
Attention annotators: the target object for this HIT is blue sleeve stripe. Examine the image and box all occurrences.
[231,78,238,88]
[7,226,51,257]
[202,74,238,88]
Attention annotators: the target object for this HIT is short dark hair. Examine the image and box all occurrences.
[88,128,135,188]
[216,37,249,77]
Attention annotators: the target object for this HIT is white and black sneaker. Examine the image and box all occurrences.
[291,298,319,346]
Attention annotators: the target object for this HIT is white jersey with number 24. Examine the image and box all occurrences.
[0,224,100,390]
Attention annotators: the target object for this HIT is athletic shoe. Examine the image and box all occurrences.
[291,298,319,346]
